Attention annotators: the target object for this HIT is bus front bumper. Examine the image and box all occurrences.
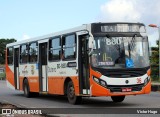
[90,80,151,96]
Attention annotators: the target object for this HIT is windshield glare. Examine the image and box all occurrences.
[91,36,150,68]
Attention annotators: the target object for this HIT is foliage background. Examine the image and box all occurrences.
[0,38,16,64]
[150,40,159,82]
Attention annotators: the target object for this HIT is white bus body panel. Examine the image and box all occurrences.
[100,74,148,85]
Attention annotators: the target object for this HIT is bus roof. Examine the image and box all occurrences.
[6,22,144,47]
[6,24,90,47]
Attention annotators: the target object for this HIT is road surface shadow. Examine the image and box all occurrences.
[13,93,139,107]
[81,97,139,107]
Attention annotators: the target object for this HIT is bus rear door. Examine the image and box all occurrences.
[38,40,48,92]
[13,46,20,89]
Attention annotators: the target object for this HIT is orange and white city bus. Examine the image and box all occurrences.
[6,22,151,104]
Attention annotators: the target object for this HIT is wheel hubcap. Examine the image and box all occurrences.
[69,85,75,98]
[24,85,27,95]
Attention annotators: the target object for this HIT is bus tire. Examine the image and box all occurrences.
[67,81,82,104]
[31,92,39,97]
[111,96,125,102]
[23,79,31,98]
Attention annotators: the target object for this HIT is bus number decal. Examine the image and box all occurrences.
[106,38,121,45]
[57,63,67,69]
[22,65,28,75]
[31,65,35,75]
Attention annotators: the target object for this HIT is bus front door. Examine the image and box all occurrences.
[39,42,48,92]
[14,47,19,89]
[78,34,90,95]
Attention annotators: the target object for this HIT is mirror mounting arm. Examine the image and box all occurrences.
[88,33,94,56]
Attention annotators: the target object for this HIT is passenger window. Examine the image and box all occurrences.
[63,35,76,60]
[29,42,38,63]
[7,47,13,64]
[49,37,61,61]
[20,44,28,63]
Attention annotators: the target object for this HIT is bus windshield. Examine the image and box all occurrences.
[91,36,150,69]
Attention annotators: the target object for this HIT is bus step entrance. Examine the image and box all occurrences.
[82,89,90,95]
[79,94,90,97]
[39,92,48,95]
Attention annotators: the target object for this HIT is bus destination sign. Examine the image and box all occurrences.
[101,24,145,32]
[92,23,146,33]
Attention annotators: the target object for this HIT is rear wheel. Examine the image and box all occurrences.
[23,79,39,97]
[67,81,82,104]
[111,96,125,102]
[23,79,31,98]
[31,92,39,97]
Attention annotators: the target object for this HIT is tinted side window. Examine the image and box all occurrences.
[7,47,13,64]
[20,44,28,63]
[29,42,38,63]
[63,35,76,60]
[49,38,61,61]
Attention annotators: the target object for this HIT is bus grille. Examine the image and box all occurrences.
[93,67,150,78]
[104,69,147,78]
[107,84,144,92]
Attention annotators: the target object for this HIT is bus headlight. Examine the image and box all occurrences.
[93,77,99,83]
[93,76,107,88]
[144,76,150,86]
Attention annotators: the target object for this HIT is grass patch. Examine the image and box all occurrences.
[0,73,5,80]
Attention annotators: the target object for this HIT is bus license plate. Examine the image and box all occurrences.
[122,88,132,92]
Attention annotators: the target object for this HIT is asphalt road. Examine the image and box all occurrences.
[0,80,160,117]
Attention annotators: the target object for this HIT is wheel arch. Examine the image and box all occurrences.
[64,77,72,95]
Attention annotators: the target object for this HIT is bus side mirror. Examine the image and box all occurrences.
[88,36,94,56]
[89,36,94,49]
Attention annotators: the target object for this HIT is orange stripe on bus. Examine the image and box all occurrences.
[19,76,39,92]
[19,76,80,95]
[48,76,79,95]
[6,65,14,87]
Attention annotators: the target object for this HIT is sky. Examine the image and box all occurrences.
[0,0,159,47]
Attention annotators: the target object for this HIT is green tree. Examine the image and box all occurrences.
[150,40,159,81]
[0,38,16,64]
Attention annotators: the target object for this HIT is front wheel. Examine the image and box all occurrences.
[67,81,82,104]
[111,96,125,102]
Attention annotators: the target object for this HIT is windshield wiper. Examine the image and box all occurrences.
[130,34,137,51]
[128,34,137,58]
